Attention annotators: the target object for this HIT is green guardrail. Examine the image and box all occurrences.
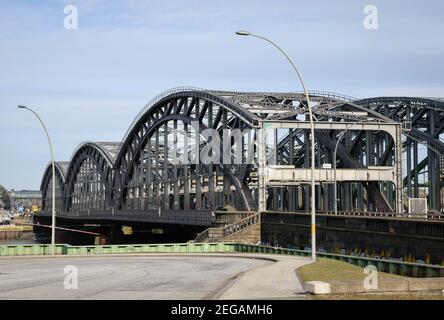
[0,243,236,257]
[233,244,444,278]
[1,242,442,278]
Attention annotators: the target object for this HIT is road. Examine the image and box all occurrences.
[0,254,310,300]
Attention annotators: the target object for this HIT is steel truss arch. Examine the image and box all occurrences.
[114,89,260,211]
[65,141,117,212]
[40,161,68,212]
[356,96,444,212]
[39,88,444,219]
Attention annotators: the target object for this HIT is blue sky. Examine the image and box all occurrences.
[0,0,443,190]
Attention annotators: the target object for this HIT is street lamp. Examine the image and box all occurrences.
[333,124,354,215]
[18,105,56,255]
[236,30,317,261]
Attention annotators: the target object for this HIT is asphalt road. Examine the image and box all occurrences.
[0,255,272,300]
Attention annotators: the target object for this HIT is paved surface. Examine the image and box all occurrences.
[218,255,311,300]
[0,254,311,300]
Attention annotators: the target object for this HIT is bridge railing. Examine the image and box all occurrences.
[39,209,215,226]
[265,210,443,221]
[214,211,257,225]
[195,212,261,242]
[305,90,358,102]
[0,242,234,256]
[193,229,210,243]
[233,244,444,278]
[194,228,224,243]
[223,213,261,238]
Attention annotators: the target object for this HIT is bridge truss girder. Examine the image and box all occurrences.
[39,88,444,224]
[356,97,444,212]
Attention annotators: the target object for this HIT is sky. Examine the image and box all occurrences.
[0,0,443,190]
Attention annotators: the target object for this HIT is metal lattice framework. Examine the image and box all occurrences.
[114,88,260,212]
[40,161,68,213]
[355,97,444,213]
[64,142,118,213]
[39,88,444,224]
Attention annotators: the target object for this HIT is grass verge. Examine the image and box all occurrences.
[298,257,408,283]
[298,258,444,300]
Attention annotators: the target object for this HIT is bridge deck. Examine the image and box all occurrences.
[38,210,214,226]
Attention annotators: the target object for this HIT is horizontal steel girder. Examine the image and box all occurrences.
[266,166,397,185]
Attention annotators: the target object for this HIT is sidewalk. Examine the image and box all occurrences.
[215,254,312,300]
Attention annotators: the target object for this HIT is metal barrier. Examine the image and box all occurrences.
[234,244,444,278]
[0,244,67,256]
[1,242,443,278]
[0,243,236,256]
[266,210,443,221]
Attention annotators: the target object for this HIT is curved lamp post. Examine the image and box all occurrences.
[18,105,56,255]
[333,124,354,215]
[236,30,317,261]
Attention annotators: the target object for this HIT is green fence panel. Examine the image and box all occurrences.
[40,245,50,255]
[23,245,36,255]
[194,244,205,253]
[207,243,219,253]
[160,244,173,253]
[116,245,128,254]
[66,246,78,255]
[176,244,188,253]
[56,245,66,255]
[148,244,160,253]
[7,246,18,256]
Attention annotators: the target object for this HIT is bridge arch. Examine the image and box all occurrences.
[356,97,444,154]
[356,96,444,211]
[40,161,68,212]
[65,142,119,213]
[114,88,260,211]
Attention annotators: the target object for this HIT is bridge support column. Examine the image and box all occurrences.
[223,174,231,207]
[395,123,403,213]
[183,123,190,210]
[258,122,267,212]
[413,141,419,198]
[428,110,440,211]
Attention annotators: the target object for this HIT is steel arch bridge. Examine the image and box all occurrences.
[39,87,444,227]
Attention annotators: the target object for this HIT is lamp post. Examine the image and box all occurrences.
[18,105,56,255]
[236,30,317,261]
[333,124,354,215]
